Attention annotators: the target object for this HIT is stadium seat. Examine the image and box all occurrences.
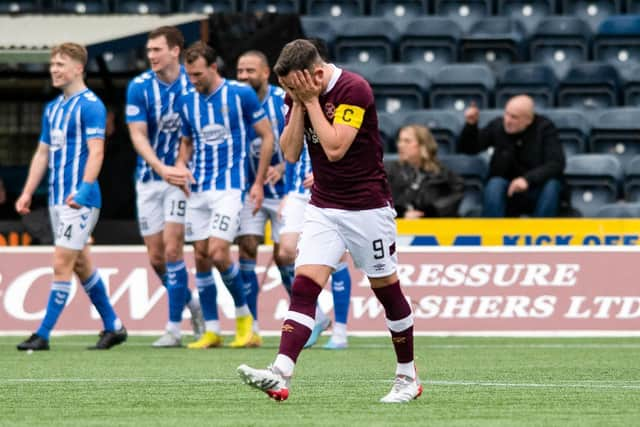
[556,62,620,109]
[54,0,110,13]
[529,17,591,79]
[378,112,402,152]
[538,108,590,156]
[594,15,640,71]
[306,0,364,16]
[434,0,489,32]
[594,202,640,217]
[622,64,640,106]
[627,0,640,12]
[397,17,462,70]
[495,63,557,108]
[397,109,464,154]
[439,154,488,216]
[370,0,428,18]
[0,0,41,12]
[113,0,171,13]
[560,0,621,33]
[333,17,400,65]
[589,108,640,169]
[367,64,431,113]
[242,0,300,12]
[497,0,555,34]
[460,17,527,68]
[178,0,237,12]
[624,155,640,201]
[87,50,142,73]
[477,108,504,128]
[564,154,623,217]
[429,63,495,111]
[300,17,339,58]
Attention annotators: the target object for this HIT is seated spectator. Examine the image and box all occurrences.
[458,95,565,217]
[387,125,464,218]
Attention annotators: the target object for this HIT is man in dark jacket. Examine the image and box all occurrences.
[458,95,565,217]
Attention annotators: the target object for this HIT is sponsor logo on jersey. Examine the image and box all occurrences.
[200,123,229,146]
[126,104,140,116]
[49,129,66,152]
[158,113,181,133]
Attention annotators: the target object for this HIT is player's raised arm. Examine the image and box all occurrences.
[15,143,49,215]
[278,92,306,163]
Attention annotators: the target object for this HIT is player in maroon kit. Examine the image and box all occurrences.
[237,39,422,403]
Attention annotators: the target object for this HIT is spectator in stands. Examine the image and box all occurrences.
[458,95,565,217]
[387,125,464,218]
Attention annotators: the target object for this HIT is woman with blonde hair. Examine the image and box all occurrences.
[386,124,464,218]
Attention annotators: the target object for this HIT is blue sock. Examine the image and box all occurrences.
[331,263,352,325]
[82,271,119,331]
[278,264,295,296]
[221,263,247,308]
[166,260,188,323]
[36,281,71,340]
[240,258,259,320]
[195,271,218,321]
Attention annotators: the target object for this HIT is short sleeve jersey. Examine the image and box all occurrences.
[285,67,392,210]
[125,67,191,183]
[247,84,287,199]
[176,79,267,193]
[39,88,106,207]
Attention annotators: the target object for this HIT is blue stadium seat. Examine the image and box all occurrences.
[495,63,557,108]
[564,154,623,217]
[0,0,41,12]
[178,0,237,12]
[397,17,462,70]
[398,109,464,154]
[589,108,640,169]
[624,155,640,201]
[560,0,621,33]
[301,17,339,58]
[434,0,489,32]
[333,17,400,65]
[538,108,590,156]
[429,64,496,111]
[378,112,402,152]
[242,0,300,12]
[439,154,488,216]
[113,0,171,13]
[367,64,431,113]
[622,64,640,106]
[497,0,555,34]
[529,17,591,79]
[594,202,640,217]
[306,0,364,16]
[371,0,429,18]
[55,0,110,13]
[557,62,620,109]
[594,15,640,70]
[460,17,526,70]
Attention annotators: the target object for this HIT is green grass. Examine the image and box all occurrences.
[1,336,640,426]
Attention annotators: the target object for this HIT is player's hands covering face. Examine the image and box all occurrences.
[282,69,323,104]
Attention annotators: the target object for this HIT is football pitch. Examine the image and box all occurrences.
[1,336,639,426]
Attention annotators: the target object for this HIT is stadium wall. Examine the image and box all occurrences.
[1,246,639,336]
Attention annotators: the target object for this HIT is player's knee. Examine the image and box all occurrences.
[277,242,296,265]
[53,255,74,278]
[238,238,258,260]
[209,245,230,269]
[193,246,210,269]
[164,244,182,263]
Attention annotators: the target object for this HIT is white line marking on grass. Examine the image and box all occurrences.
[428,380,640,390]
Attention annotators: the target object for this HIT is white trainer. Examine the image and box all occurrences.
[188,295,205,339]
[379,375,423,403]
[152,332,181,348]
[237,364,290,401]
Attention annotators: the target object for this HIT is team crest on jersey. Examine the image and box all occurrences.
[324,102,336,120]
[249,137,262,158]
[158,113,180,133]
[200,123,229,146]
[49,129,66,152]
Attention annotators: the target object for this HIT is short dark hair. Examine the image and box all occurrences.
[273,39,322,77]
[184,41,218,66]
[239,50,269,67]
[306,37,330,62]
[148,26,184,51]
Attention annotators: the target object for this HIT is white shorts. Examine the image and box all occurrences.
[135,180,186,236]
[280,193,311,235]
[49,205,100,250]
[185,189,243,243]
[296,204,398,278]
[237,197,284,243]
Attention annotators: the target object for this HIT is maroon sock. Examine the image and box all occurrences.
[278,275,322,363]
[372,281,414,364]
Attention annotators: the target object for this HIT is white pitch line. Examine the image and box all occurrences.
[428,380,640,390]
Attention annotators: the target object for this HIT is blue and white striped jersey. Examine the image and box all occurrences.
[39,88,106,207]
[177,79,266,193]
[247,85,287,199]
[285,140,313,197]
[125,66,191,183]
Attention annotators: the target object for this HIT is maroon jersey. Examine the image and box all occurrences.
[286,68,392,210]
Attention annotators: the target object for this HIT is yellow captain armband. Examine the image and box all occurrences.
[334,104,365,129]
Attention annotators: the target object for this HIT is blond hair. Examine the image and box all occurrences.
[51,42,87,66]
[399,124,441,173]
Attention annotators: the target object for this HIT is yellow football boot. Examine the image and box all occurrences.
[187,331,223,349]
[247,333,263,348]
[228,314,253,348]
